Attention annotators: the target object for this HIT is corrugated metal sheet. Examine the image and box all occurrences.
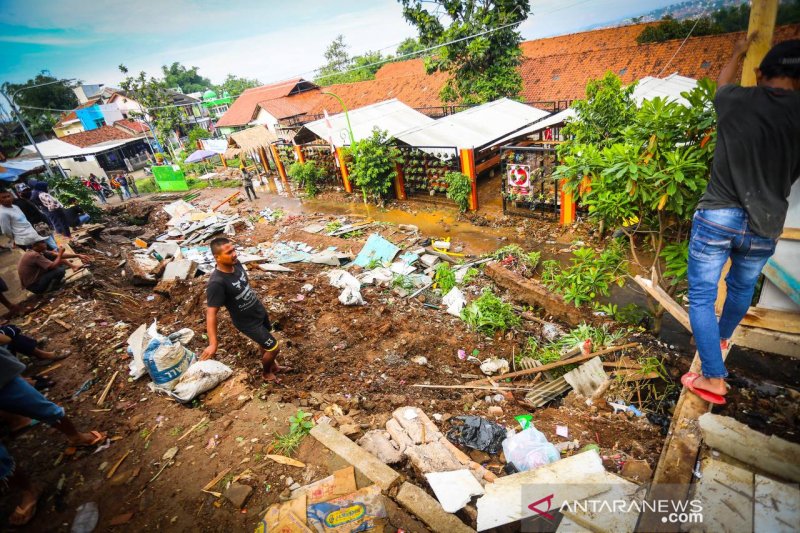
[395,98,550,150]
[23,138,137,160]
[632,73,698,106]
[491,108,576,148]
[300,99,434,147]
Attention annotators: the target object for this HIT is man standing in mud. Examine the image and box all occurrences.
[201,237,288,382]
[684,38,800,404]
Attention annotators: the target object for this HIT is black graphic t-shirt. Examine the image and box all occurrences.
[206,262,267,330]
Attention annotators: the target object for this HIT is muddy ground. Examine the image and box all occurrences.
[1,187,797,532]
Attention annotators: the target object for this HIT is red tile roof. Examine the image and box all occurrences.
[216,78,314,127]
[256,98,308,120]
[61,125,134,148]
[519,23,800,104]
[113,119,149,134]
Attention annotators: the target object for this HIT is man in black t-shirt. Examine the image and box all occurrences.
[685,38,800,404]
[201,237,287,382]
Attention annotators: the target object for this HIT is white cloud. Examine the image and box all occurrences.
[0,34,100,46]
[78,3,417,86]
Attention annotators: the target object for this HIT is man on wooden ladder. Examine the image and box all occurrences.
[684,38,800,404]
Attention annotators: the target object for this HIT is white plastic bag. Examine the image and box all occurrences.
[142,324,196,391]
[480,357,509,376]
[328,269,365,305]
[169,360,233,403]
[442,287,466,317]
[501,427,560,472]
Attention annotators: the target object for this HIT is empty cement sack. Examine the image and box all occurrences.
[327,269,365,306]
[168,360,233,402]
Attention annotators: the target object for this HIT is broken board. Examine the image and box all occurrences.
[689,456,753,533]
[754,474,800,533]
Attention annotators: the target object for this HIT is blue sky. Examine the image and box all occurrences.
[0,0,678,88]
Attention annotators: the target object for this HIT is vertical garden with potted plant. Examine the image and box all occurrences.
[348,128,400,204]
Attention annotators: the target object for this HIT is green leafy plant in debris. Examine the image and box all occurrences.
[461,288,520,334]
[272,410,315,456]
[288,160,324,197]
[541,241,626,308]
[342,229,364,239]
[365,257,383,270]
[594,302,649,327]
[392,274,415,291]
[434,263,456,293]
[348,128,401,204]
[444,171,472,212]
[487,245,541,270]
[461,267,480,285]
[558,323,626,350]
[325,220,343,233]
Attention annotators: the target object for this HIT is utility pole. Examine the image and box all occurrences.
[741,0,779,86]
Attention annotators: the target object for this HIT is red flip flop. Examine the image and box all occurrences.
[681,372,726,405]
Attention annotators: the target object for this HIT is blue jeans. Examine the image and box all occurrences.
[0,376,65,480]
[687,208,777,378]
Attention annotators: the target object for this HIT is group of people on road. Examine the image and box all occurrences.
[83,173,139,205]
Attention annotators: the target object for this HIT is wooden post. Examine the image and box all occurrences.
[220,155,227,169]
[294,145,305,164]
[335,147,352,193]
[257,147,269,174]
[459,148,478,211]
[394,163,407,201]
[560,179,576,225]
[741,0,779,87]
[270,145,288,185]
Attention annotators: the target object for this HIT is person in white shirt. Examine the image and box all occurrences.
[0,190,56,250]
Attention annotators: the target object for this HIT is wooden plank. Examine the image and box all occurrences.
[689,456,754,533]
[699,413,800,483]
[754,474,800,533]
[466,343,639,386]
[740,307,800,335]
[561,473,641,533]
[731,326,800,359]
[637,351,721,532]
[762,258,800,307]
[633,276,691,331]
[476,450,606,531]
[395,482,475,533]
[781,227,800,241]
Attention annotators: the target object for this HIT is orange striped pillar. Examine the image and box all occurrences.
[335,147,352,193]
[560,179,576,225]
[394,163,407,201]
[460,148,478,211]
[220,155,227,168]
[270,145,288,185]
[294,145,305,164]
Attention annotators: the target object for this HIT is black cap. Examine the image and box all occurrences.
[759,39,800,74]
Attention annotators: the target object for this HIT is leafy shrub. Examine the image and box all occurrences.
[434,263,456,293]
[348,128,400,203]
[288,160,323,197]
[444,171,471,211]
[461,288,520,334]
[541,242,627,307]
[46,174,102,217]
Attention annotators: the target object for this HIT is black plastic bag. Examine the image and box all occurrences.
[446,415,507,456]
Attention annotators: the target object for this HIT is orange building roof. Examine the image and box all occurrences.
[215,78,315,127]
[60,125,134,148]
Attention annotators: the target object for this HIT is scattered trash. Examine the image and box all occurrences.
[142,324,196,391]
[501,427,560,472]
[541,322,565,342]
[71,502,99,533]
[479,357,509,376]
[447,415,507,455]
[411,356,428,365]
[609,401,644,417]
[515,414,534,430]
[556,425,569,438]
[307,484,387,532]
[441,287,466,317]
[327,270,364,306]
[457,349,467,361]
[353,234,400,268]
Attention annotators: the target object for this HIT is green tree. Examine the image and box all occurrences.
[217,74,261,98]
[399,0,531,104]
[2,72,79,138]
[161,62,212,93]
[315,35,386,85]
[187,126,211,149]
[396,37,427,58]
[119,65,182,148]
[554,72,717,333]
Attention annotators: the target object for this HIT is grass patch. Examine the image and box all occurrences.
[461,289,520,334]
